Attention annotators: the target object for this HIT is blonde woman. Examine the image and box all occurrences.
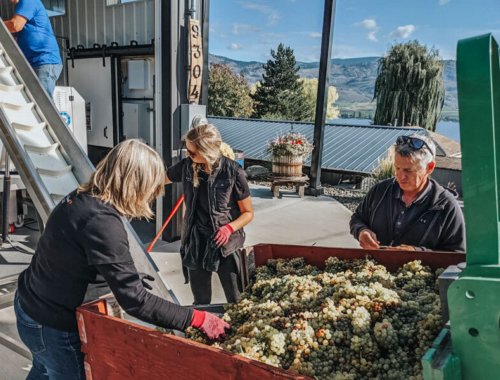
[15,140,229,380]
[166,124,253,305]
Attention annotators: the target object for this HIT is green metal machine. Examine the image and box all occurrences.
[423,33,500,380]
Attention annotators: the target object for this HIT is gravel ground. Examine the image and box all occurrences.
[249,179,366,212]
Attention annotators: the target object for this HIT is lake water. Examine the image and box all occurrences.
[329,118,461,143]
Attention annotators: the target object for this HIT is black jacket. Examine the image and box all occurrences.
[350,178,465,252]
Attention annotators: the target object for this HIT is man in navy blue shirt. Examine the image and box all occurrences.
[5,0,63,100]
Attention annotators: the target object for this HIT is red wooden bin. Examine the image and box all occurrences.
[76,244,465,380]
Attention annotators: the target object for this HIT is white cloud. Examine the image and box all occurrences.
[220,33,227,39]
[353,19,380,42]
[310,32,322,38]
[240,3,281,26]
[227,43,245,50]
[354,19,377,29]
[367,31,379,42]
[439,0,451,5]
[232,23,262,35]
[209,28,216,33]
[389,25,416,39]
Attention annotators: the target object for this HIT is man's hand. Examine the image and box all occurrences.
[138,273,155,290]
[358,229,380,250]
[387,244,416,251]
[191,310,230,341]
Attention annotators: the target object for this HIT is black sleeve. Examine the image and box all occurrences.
[435,202,466,252]
[233,165,251,201]
[95,261,193,331]
[166,159,186,183]
[349,185,377,240]
[83,213,132,265]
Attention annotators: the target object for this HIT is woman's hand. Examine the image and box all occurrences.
[191,310,230,341]
[213,225,234,247]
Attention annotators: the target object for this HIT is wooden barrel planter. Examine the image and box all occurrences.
[271,154,303,177]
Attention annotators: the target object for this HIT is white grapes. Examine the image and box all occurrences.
[185,257,444,380]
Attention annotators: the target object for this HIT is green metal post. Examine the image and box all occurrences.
[458,34,500,267]
[443,34,500,380]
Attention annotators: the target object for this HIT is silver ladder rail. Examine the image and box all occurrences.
[0,19,177,304]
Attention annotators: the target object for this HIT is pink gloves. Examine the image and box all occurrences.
[214,224,234,247]
[190,310,230,340]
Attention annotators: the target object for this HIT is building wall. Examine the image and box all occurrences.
[50,0,155,48]
[0,2,16,20]
[0,1,155,48]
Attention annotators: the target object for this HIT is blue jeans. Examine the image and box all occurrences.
[32,64,63,101]
[14,292,85,380]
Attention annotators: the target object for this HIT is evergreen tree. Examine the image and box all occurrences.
[373,40,445,131]
[208,64,253,118]
[251,44,309,121]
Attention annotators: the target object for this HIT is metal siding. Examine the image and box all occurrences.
[124,3,135,43]
[208,117,432,174]
[86,0,96,46]
[95,0,105,45]
[78,0,87,47]
[48,0,154,49]
[1,2,16,20]
[105,3,114,44]
[135,1,146,43]
[145,0,154,43]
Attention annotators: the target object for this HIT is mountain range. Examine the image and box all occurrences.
[208,54,458,109]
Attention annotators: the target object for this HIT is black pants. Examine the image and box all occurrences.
[189,252,241,304]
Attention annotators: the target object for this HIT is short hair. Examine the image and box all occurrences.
[78,139,165,219]
[394,134,436,168]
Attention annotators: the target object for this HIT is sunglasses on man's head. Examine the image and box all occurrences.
[396,136,433,156]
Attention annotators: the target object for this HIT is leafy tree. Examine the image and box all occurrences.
[251,43,309,121]
[208,63,253,118]
[373,40,445,131]
[300,78,340,122]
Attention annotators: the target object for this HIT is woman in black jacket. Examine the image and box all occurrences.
[165,124,254,305]
[15,140,228,380]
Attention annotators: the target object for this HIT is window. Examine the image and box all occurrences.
[106,0,144,5]
[41,0,66,17]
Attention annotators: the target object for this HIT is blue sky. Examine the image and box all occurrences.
[209,0,500,62]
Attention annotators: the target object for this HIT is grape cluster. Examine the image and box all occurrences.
[184,257,444,380]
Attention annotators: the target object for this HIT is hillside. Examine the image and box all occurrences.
[208,54,458,109]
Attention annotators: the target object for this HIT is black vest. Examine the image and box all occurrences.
[180,156,246,257]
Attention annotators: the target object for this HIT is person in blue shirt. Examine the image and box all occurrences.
[4,0,63,100]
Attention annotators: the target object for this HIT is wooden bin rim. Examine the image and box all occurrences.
[77,299,311,380]
[251,243,465,273]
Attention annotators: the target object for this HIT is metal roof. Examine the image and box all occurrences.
[208,116,441,174]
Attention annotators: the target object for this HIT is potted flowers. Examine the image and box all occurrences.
[265,131,313,178]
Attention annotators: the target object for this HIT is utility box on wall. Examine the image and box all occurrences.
[128,60,149,90]
[180,104,207,138]
[122,102,153,146]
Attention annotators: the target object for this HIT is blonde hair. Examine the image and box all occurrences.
[78,139,165,219]
[185,124,222,187]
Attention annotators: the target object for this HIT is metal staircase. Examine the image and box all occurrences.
[0,19,177,304]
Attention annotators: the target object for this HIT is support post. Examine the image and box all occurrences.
[2,155,10,242]
[306,0,337,197]
[200,0,210,106]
